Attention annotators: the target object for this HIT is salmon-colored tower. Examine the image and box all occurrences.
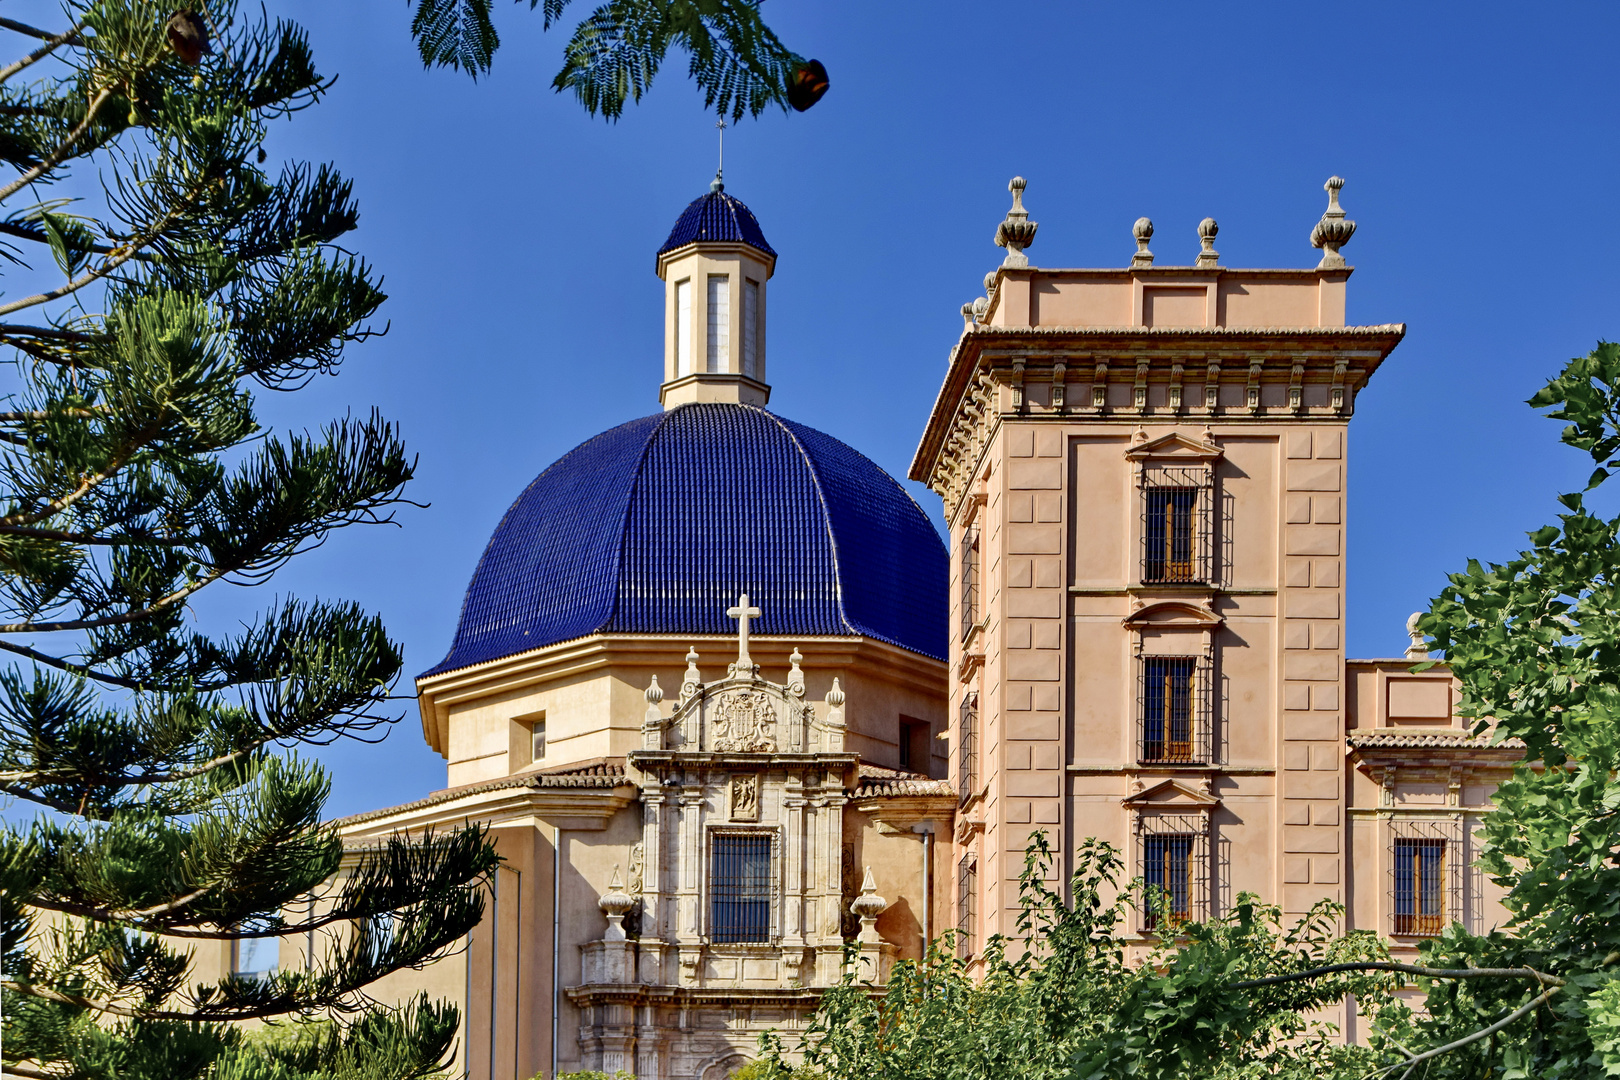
[910,178,1412,974]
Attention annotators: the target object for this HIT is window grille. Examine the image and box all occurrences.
[1389,820,1461,936]
[956,855,978,959]
[710,833,773,943]
[1136,813,1209,932]
[1140,465,1214,584]
[1137,654,1213,764]
[960,525,980,642]
[957,692,978,805]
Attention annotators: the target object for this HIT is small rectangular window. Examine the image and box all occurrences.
[1141,834,1194,931]
[956,693,978,805]
[742,279,760,378]
[898,718,928,772]
[710,834,771,943]
[960,525,980,642]
[531,717,546,763]
[232,934,278,978]
[707,274,730,373]
[674,279,692,376]
[1145,487,1198,582]
[956,855,977,959]
[1141,656,1198,763]
[1393,837,1447,936]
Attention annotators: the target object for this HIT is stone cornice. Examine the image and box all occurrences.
[416,632,946,757]
[334,770,637,836]
[910,323,1406,522]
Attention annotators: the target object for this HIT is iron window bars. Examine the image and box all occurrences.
[1140,464,1214,585]
[957,692,978,806]
[1136,812,1210,932]
[710,832,774,944]
[1390,819,1462,937]
[1137,653,1214,765]
[960,524,981,642]
[956,854,978,959]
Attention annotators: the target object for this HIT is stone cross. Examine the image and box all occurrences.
[727,593,761,667]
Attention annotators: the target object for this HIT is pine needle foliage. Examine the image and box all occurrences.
[0,5,498,1079]
[409,0,817,120]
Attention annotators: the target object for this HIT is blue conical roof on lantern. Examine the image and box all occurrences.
[657,185,776,259]
[424,403,947,676]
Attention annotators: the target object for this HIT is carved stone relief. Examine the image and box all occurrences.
[712,689,778,752]
[729,774,759,822]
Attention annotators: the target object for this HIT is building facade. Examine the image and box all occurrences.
[306,175,1519,1078]
[909,178,1517,1036]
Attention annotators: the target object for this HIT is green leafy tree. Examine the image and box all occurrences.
[0,4,497,1080]
[408,0,830,119]
[759,836,1401,1080]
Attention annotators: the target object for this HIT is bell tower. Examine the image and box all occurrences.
[656,177,777,408]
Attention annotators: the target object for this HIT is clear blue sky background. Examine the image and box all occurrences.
[56,1,1620,818]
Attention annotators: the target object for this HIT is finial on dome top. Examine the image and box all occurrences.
[712,119,726,192]
[1311,176,1356,270]
[1131,217,1154,268]
[994,176,1038,269]
[1196,217,1219,268]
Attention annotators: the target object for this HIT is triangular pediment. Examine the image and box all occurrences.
[1123,600,1223,629]
[1122,778,1220,808]
[1124,431,1223,462]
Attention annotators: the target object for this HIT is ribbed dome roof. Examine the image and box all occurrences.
[657,187,775,259]
[425,404,946,676]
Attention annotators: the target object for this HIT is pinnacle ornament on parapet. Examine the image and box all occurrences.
[994,176,1038,268]
[1311,176,1356,269]
[1131,217,1154,267]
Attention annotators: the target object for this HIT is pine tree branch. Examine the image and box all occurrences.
[0,19,86,86]
[0,87,111,204]
[0,322,99,342]
[0,563,227,632]
[0,220,154,260]
[0,636,148,689]
[0,524,192,546]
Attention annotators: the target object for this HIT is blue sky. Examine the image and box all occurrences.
[46,1,1620,818]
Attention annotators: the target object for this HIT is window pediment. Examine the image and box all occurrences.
[1124,600,1223,629]
[1124,430,1223,462]
[1122,778,1220,809]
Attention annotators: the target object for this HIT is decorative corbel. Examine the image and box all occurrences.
[1132,359,1150,413]
[1011,357,1026,412]
[1447,766,1463,808]
[1331,358,1349,413]
[1288,361,1304,413]
[1051,361,1067,411]
[1202,357,1221,413]
[1169,358,1185,412]
[1380,765,1397,808]
[1244,358,1263,414]
[1090,358,1109,412]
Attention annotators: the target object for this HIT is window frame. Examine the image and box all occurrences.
[956,853,978,960]
[706,828,778,945]
[956,691,978,806]
[959,522,981,643]
[1136,651,1213,765]
[1134,811,1210,933]
[1137,462,1215,586]
[1388,819,1461,938]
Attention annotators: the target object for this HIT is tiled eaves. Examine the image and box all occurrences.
[1346,731,1526,751]
[855,762,955,798]
[332,758,630,828]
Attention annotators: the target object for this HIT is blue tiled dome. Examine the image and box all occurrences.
[657,187,776,259]
[425,404,947,675]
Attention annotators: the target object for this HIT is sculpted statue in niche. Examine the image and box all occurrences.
[712,689,777,752]
[730,774,759,822]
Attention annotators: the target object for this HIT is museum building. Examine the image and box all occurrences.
[318,174,1520,1076]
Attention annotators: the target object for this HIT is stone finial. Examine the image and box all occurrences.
[983,270,998,296]
[1310,176,1356,269]
[971,295,989,320]
[1196,217,1219,268]
[993,176,1038,269]
[681,646,702,699]
[825,677,845,708]
[1131,217,1154,268]
[787,646,805,694]
[850,866,888,943]
[644,674,663,707]
[1405,612,1430,660]
[599,866,636,941]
